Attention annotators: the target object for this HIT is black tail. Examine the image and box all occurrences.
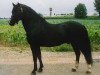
[81,27,93,65]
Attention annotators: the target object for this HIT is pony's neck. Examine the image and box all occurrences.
[21,6,46,34]
[22,6,45,24]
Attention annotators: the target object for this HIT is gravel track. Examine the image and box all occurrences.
[0,46,100,75]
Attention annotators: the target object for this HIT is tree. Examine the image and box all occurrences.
[94,0,100,17]
[74,3,87,18]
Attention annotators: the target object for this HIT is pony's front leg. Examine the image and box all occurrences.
[30,46,38,75]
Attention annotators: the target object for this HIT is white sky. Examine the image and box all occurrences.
[0,0,96,18]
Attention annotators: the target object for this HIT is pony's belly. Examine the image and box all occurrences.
[39,40,65,47]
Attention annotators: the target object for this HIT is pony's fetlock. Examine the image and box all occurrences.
[72,61,79,72]
[38,68,43,72]
[31,71,36,75]
[86,64,92,74]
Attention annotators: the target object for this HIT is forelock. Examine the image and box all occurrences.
[12,3,23,13]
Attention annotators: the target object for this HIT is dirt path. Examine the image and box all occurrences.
[0,46,100,75]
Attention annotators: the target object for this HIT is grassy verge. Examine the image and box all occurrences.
[0,19,100,52]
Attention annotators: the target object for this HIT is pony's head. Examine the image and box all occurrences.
[9,3,23,26]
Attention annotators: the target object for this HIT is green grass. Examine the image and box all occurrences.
[0,23,27,46]
[0,19,100,52]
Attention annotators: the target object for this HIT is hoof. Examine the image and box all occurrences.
[38,68,43,72]
[72,68,76,72]
[86,71,91,74]
[31,71,36,75]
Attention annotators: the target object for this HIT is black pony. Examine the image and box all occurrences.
[9,3,93,75]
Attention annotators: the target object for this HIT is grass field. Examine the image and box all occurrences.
[0,18,100,52]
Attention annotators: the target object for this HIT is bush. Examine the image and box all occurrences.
[74,3,87,18]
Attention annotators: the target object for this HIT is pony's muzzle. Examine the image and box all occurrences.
[9,20,15,26]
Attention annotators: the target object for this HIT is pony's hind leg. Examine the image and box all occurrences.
[86,64,92,74]
[37,48,44,72]
[79,41,93,74]
[81,49,93,73]
[71,43,81,72]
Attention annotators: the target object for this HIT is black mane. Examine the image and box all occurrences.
[21,3,45,22]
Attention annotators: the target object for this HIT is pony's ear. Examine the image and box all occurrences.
[17,3,20,6]
[12,3,15,7]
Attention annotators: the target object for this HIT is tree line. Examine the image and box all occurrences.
[75,0,100,18]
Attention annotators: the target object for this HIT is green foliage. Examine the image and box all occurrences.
[54,44,73,52]
[44,16,74,19]
[94,0,100,16]
[74,3,87,18]
[0,24,27,46]
[0,19,100,51]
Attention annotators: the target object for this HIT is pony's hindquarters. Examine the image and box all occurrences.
[64,21,93,73]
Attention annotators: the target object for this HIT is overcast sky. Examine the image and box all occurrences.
[0,0,96,18]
